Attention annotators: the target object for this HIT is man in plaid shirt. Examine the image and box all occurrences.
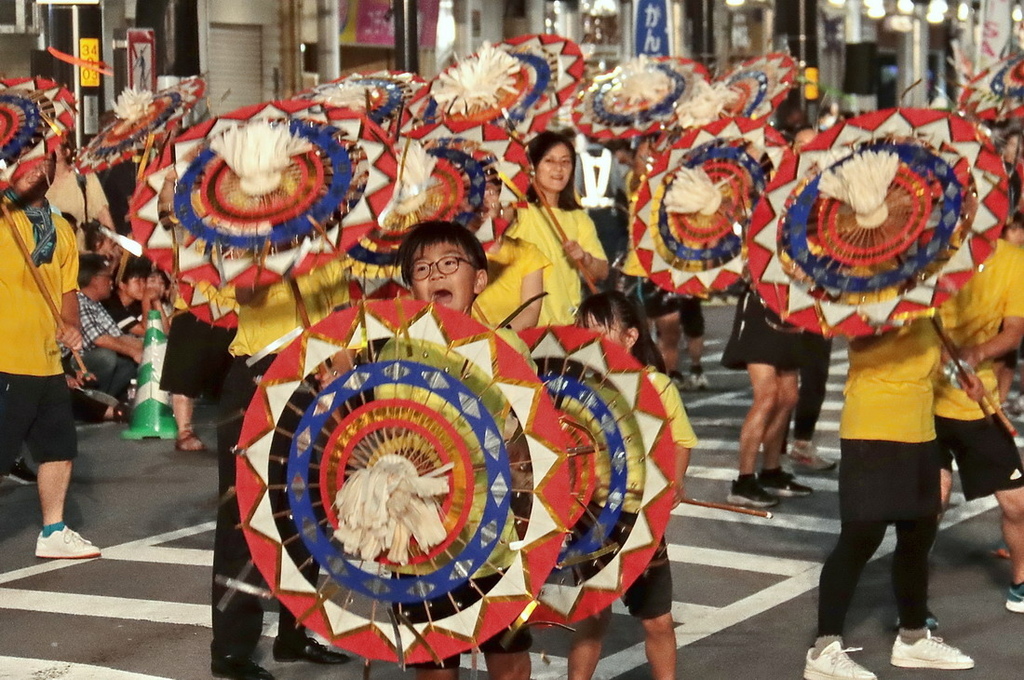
[73,254,142,401]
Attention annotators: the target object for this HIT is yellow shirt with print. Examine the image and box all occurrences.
[508,203,606,325]
[230,260,349,357]
[474,236,550,328]
[840,319,940,443]
[935,239,1024,420]
[0,206,78,376]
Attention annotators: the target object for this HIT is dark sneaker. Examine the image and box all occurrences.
[727,477,779,508]
[759,469,813,497]
[7,458,37,485]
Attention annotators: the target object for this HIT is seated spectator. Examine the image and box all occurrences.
[103,256,153,337]
[71,254,143,404]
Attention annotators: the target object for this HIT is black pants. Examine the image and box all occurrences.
[211,355,310,658]
[817,517,937,636]
[794,335,832,441]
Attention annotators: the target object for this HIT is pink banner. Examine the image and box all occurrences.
[340,0,440,49]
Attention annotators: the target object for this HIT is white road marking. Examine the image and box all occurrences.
[0,657,173,680]
[666,544,819,576]
[672,503,842,534]
[103,545,213,567]
[0,588,209,626]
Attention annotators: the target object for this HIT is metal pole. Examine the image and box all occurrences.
[395,0,420,73]
[317,0,341,80]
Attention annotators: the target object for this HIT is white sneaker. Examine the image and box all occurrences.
[804,641,877,680]
[35,527,101,560]
[890,631,974,670]
[789,441,837,472]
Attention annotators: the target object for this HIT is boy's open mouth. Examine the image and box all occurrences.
[431,289,454,305]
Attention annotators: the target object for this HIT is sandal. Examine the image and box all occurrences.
[175,430,207,452]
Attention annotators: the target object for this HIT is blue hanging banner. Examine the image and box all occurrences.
[634,0,672,57]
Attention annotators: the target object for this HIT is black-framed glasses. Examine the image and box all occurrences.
[411,256,472,281]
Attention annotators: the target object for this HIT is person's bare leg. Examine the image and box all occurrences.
[640,613,677,680]
[37,460,72,526]
[761,370,799,470]
[686,334,704,369]
[484,650,531,680]
[654,312,681,375]
[939,468,954,509]
[995,487,1024,583]
[738,364,780,475]
[568,609,612,680]
[172,393,195,432]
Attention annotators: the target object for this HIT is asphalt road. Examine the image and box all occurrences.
[2,303,1022,679]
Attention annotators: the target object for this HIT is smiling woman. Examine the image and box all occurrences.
[509,131,609,325]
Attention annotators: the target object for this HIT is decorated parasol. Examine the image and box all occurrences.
[129,101,393,289]
[234,299,570,664]
[520,325,676,624]
[0,77,75,187]
[573,56,710,140]
[345,121,530,282]
[175,280,238,329]
[715,53,797,120]
[632,117,795,297]
[959,53,1024,123]
[296,70,426,134]
[75,77,206,175]
[747,108,1009,337]
[414,34,584,136]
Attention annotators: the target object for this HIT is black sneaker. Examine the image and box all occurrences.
[758,469,812,497]
[727,477,779,508]
[7,458,37,485]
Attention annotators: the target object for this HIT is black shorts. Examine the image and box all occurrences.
[402,573,532,669]
[0,372,78,472]
[160,312,235,398]
[838,439,942,522]
[622,540,673,619]
[634,280,704,337]
[935,416,1024,500]
[721,288,803,371]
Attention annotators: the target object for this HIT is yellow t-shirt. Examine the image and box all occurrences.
[230,260,349,357]
[840,320,940,443]
[648,370,699,448]
[935,239,1024,420]
[474,237,550,328]
[508,203,607,325]
[0,207,78,376]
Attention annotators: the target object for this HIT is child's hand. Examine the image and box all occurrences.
[563,240,589,265]
[960,370,986,403]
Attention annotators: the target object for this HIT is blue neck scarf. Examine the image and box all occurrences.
[4,189,55,266]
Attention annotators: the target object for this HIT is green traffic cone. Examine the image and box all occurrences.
[122,310,178,440]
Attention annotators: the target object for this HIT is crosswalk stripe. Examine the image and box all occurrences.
[672,503,841,533]
[666,544,819,576]
[0,657,173,680]
[103,545,213,567]
[0,588,209,626]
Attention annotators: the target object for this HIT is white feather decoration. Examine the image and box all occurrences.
[615,56,672,107]
[332,454,451,564]
[675,80,739,129]
[664,166,724,216]
[818,150,900,228]
[112,87,155,123]
[433,42,521,115]
[209,121,312,197]
[312,83,369,111]
[393,141,438,216]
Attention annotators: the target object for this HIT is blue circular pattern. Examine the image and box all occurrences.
[286,359,512,604]
[314,78,404,124]
[990,55,1024,100]
[727,69,769,116]
[347,138,489,267]
[0,93,41,164]
[173,118,355,251]
[540,373,629,570]
[655,141,766,264]
[592,63,687,127]
[780,142,963,294]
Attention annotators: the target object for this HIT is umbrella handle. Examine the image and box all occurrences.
[682,497,773,519]
[532,183,599,294]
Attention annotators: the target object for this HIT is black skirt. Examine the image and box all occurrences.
[720,287,804,371]
[838,439,943,522]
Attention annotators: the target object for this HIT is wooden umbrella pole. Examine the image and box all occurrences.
[682,497,773,519]
[930,318,1018,437]
[1,203,90,376]
[288,278,312,329]
[532,182,599,294]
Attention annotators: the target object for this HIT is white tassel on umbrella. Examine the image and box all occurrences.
[675,80,739,129]
[664,166,724,216]
[433,42,521,115]
[112,87,155,123]
[392,141,438,216]
[333,454,452,564]
[311,83,371,111]
[818,150,900,228]
[615,56,671,107]
[209,121,312,197]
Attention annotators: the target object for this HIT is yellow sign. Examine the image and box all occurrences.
[79,38,100,87]
[804,66,819,101]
